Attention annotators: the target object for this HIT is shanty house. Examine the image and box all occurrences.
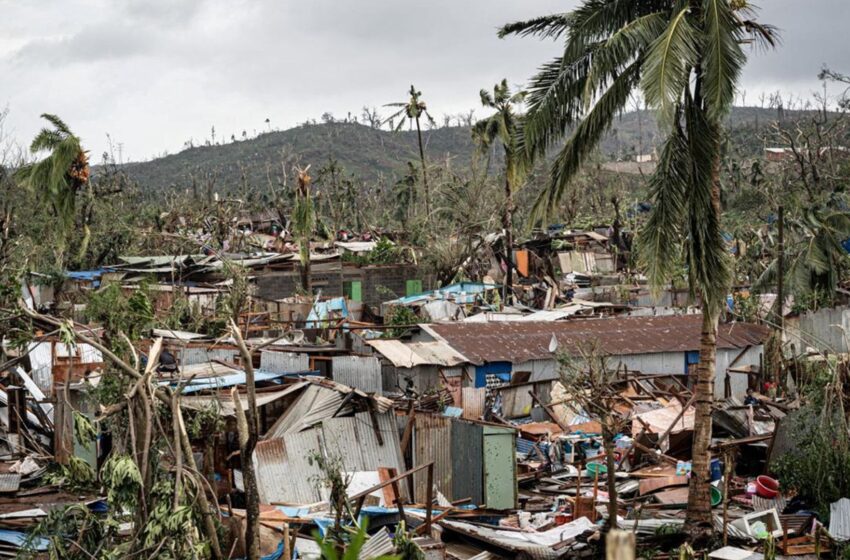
[416,314,770,399]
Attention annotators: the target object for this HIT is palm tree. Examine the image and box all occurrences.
[501,1,775,532]
[385,85,435,221]
[755,208,850,310]
[16,114,89,265]
[472,79,526,305]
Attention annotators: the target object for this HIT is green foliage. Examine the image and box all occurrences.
[84,282,154,341]
[772,364,850,516]
[73,411,97,451]
[16,114,88,237]
[186,403,224,442]
[314,522,399,560]
[22,503,113,560]
[101,454,143,511]
[382,305,422,339]
[342,238,404,265]
[44,455,97,492]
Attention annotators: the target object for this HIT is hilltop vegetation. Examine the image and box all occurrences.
[118,106,825,194]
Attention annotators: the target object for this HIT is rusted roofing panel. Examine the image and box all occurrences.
[424,315,769,364]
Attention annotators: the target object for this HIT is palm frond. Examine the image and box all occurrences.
[581,12,668,108]
[702,0,746,120]
[498,13,573,39]
[39,113,72,135]
[683,93,731,312]
[531,60,641,219]
[636,115,690,296]
[641,5,699,123]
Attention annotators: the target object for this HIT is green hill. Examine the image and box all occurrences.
[117,107,823,192]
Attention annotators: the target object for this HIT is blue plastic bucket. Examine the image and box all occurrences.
[710,458,723,482]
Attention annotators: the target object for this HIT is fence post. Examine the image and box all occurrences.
[606,529,635,560]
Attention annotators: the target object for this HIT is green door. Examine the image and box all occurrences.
[405,279,423,297]
[344,281,362,302]
[483,426,517,510]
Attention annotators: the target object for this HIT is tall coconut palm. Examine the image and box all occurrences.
[501,1,775,532]
[385,86,436,221]
[472,79,527,305]
[16,114,89,265]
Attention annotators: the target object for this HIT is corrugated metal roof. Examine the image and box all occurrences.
[424,315,770,364]
[332,356,382,395]
[366,340,469,368]
[181,382,308,417]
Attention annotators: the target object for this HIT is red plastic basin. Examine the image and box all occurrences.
[755,475,779,498]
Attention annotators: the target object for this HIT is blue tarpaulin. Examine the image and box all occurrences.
[163,369,314,393]
[0,529,49,551]
[65,269,107,288]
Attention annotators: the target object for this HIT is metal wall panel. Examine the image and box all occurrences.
[331,356,382,394]
[461,388,486,420]
[27,342,53,392]
[483,426,517,510]
[451,420,484,505]
[412,414,452,503]
[179,347,237,366]
[260,350,310,373]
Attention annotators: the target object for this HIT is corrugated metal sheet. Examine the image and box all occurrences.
[254,431,325,504]
[27,342,53,392]
[181,382,308,416]
[332,356,382,395]
[256,411,405,505]
[424,315,769,364]
[461,388,486,420]
[451,420,484,505]
[179,347,237,366]
[260,350,310,373]
[0,474,21,493]
[359,527,395,559]
[413,414,452,503]
[322,412,407,498]
[265,384,349,438]
[831,498,850,541]
[366,340,468,368]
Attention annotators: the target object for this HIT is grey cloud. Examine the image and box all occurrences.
[0,0,846,161]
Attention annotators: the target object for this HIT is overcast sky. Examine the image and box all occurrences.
[1,0,847,162]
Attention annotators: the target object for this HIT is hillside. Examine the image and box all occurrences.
[118,107,823,192]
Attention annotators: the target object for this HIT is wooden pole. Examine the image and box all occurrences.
[606,530,635,560]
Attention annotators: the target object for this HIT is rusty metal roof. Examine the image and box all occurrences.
[423,315,769,364]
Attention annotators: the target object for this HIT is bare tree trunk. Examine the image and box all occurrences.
[603,425,618,531]
[503,172,514,305]
[415,116,430,221]
[231,321,261,560]
[685,309,718,531]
